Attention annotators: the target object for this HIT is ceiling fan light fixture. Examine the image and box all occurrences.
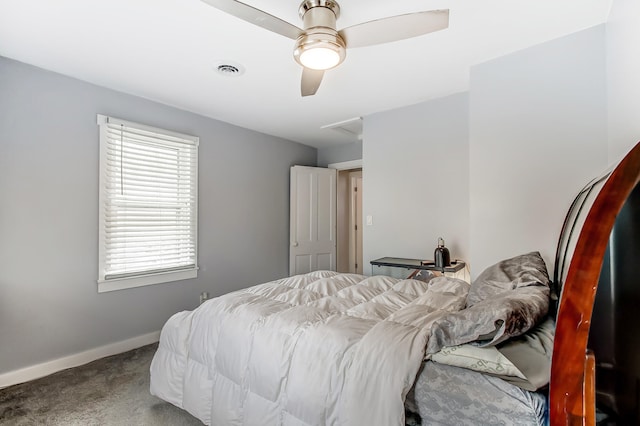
[294,32,346,70]
[300,46,340,70]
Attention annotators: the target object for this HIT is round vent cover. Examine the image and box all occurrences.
[215,61,245,76]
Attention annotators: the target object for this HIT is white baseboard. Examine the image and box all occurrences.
[0,330,161,389]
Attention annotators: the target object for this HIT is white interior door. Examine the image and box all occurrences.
[290,166,336,276]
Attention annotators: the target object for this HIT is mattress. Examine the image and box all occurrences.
[407,361,547,425]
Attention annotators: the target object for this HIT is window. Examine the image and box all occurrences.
[97,114,198,292]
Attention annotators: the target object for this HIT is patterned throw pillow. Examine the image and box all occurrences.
[425,252,550,353]
[467,251,550,307]
[429,343,526,379]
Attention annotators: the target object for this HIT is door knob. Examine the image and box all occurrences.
[292,242,298,247]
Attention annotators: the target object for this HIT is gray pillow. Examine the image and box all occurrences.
[425,252,550,354]
[467,251,550,307]
[496,317,555,391]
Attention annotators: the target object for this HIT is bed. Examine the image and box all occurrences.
[150,142,640,426]
[150,260,550,426]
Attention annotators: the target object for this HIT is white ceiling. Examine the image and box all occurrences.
[0,0,611,149]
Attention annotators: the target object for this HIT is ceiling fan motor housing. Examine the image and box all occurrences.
[298,0,340,21]
[294,0,346,70]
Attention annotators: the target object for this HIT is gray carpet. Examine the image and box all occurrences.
[0,344,423,426]
[0,343,202,425]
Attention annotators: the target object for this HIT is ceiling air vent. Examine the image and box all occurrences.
[215,61,245,77]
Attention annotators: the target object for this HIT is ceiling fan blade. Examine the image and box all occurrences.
[339,9,449,49]
[301,68,324,97]
[201,0,303,40]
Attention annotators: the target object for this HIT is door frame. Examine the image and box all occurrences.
[328,159,363,171]
[349,174,363,274]
[329,159,363,274]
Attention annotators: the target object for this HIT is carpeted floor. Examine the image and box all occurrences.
[0,344,423,426]
[0,343,202,426]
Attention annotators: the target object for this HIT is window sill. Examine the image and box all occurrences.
[97,268,198,293]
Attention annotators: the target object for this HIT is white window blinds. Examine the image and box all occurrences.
[97,114,198,292]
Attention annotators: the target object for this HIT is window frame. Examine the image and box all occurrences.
[97,114,199,293]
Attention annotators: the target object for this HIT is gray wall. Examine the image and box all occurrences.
[317,141,363,167]
[0,57,316,374]
[607,0,640,162]
[469,25,608,278]
[363,93,470,271]
[362,25,608,280]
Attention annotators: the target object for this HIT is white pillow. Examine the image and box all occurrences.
[429,344,526,379]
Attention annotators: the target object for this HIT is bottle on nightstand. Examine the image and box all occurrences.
[434,237,451,270]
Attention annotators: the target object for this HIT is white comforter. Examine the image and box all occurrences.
[150,271,469,425]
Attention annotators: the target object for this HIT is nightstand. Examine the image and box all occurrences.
[370,257,466,279]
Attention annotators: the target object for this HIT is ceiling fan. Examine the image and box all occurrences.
[201,0,449,96]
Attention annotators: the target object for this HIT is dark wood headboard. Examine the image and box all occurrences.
[550,142,640,425]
